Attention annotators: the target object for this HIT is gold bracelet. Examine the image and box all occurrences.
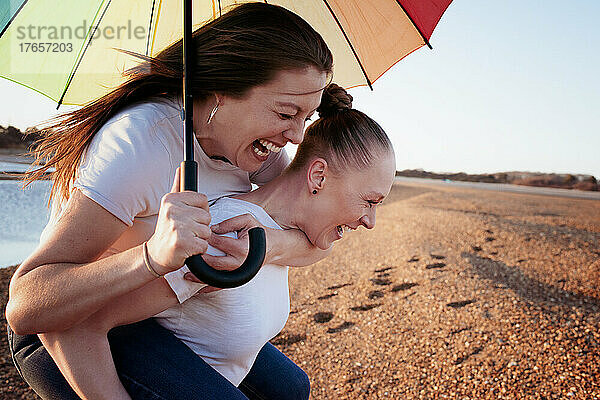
[142,241,162,278]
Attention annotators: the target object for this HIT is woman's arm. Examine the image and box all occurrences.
[7,189,149,334]
[7,170,211,334]
[40,278,179,400]
[202,214,331,269]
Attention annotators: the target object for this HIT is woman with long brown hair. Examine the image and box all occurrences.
[6,3,332,399]
[38,84,396,400]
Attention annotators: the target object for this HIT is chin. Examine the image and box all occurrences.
[315,238,334,251]
[237,155,262,172]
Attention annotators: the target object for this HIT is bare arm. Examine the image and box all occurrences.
[7,170,211,334]
[265,227,331,266]
[39,278,179,400]
[7,190,152,334]
[202,214,330,270]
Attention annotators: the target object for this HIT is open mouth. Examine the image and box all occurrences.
[252,139,282,158]
[336,224,354,238]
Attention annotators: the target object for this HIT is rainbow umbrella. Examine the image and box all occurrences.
[0,0,452,287]
[0,0,452,107]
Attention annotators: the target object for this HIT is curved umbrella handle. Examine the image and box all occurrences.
[185,227,266,288]
[180,160,266,288]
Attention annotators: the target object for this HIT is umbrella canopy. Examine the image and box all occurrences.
[0,0,452,107]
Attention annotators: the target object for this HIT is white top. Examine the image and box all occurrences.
[39,96,289,259]
[158,197,290,386]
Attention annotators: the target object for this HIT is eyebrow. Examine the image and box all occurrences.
[275,101,319,115]
[275,101,301,112]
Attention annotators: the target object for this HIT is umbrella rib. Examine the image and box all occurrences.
[56,0,113,109]
[0,0,29,38]
[321,0,372,90]
[394,1,433,49]
[146,0,158,56]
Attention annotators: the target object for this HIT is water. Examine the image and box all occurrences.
[0,161,32,173]
[0,161,51,267]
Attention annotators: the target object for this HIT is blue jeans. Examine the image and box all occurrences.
[8,319,309,400]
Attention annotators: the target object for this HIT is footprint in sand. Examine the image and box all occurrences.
[490,251,498,255]
[350,303,382,312]
[368,290,384,299]
[485,237,495,242]
[374,266,393,273]
[370,277,392,286]
[425,262,446,270]
[485,229,493,234]
[391,282,419,292]
[447,299,476,308]
[326,283,351,290]
[318,283,351,300]
[271,333,306,346]
[449,326,470,335]
[454,346,483,365]
[430,254,446,260]
[408,256,420,262]
[327,322,355,333]
[376,272,391,278]
[472,245,482,252]
[317,293,338,300]
[313,312,334,323]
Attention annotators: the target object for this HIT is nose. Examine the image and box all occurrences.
[360,209,376,230]
[283,119,306,145]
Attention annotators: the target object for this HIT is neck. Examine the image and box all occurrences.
[236,172,307,230]
[191,97,225,159]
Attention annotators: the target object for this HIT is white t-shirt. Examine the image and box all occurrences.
[157,197,290,386]
[39,96,290,259]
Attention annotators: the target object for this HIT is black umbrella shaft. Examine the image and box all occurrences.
[180,0,266,289]
[183,0,195,169]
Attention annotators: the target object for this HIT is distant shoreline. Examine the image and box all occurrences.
[0,147,50,180]
[396,169,598,192]
[2,124,598,190]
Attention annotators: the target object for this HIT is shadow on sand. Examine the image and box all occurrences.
[462,252,600,315]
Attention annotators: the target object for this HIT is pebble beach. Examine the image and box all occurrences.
[1,179,599,399]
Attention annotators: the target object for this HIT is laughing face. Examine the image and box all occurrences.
[304,151,397,250]
[196,67,328,172]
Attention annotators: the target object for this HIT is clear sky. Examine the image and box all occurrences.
[1,0,598,177]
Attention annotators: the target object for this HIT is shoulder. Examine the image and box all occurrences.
[85,97,183,165]
[98,97,180,138]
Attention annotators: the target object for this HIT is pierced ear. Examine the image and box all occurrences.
[307,158,328,193]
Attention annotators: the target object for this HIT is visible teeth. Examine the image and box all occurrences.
[253,146,268,157]
[337,226,343,236]
[259,139,282,153]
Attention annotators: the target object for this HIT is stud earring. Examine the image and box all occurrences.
[207,102,219,124]
[312,190,317,195]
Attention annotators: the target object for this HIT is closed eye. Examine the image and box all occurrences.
[278,112,294,120]
[366,201,378,208]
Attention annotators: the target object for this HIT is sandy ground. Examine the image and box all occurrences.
[1,180,599,399]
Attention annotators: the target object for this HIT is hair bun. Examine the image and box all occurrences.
[317,83,353,118]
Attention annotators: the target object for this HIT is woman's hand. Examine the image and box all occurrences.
[183,214,330,285]
[182,213,263,285]
[146,168,212,275]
